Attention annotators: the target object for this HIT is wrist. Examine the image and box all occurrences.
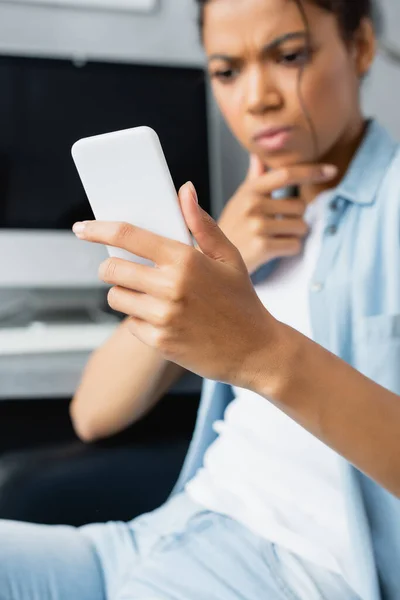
[243,316,304,400]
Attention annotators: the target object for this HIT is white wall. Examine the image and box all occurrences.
[363,0,400,139]
[0,0,204,66]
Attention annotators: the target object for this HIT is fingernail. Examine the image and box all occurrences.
[73,221,87,236]
[321,165,338,179]
[187,181,198,204]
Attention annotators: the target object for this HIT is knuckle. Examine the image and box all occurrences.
[244,192,258,212]
[250,217,264,236]
[155,303,179,327]
[152,328,165,349]
[153,310,168,328]
[202,210,218,230]
[168,277,186,302]
[152,328,174,354]
[165,265,188,301]
[100,258,117,282]
[176,247,196,272]
[111,222,132,245]
[243,200,254,216]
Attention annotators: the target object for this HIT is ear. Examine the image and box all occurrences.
[352,18,376,77]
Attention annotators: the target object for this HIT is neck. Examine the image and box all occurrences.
[301,115,367,205]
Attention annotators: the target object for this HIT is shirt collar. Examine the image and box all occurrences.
[334,120,399,206]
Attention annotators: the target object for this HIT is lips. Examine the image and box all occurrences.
[253,126,293,152]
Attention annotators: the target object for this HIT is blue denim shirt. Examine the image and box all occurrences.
[174,121,400,600]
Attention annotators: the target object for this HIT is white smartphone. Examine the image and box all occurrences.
[71,126,192,266]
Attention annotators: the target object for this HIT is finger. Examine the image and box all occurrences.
[98,258,168,298]
[253,164,338,194]
[263,218,309,238]
[267,236,303,257]
[262,198,306,218]
[73,220,179,265]
[246,154,266,181]
[179,182,240,265]
[107,286,172,327]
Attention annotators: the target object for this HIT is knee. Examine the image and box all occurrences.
[0,520,36,599]
[0,520,104,600]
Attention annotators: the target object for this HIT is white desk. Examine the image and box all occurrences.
[0,321,117,399]
[0,322,117,356]
[0,322,202,400]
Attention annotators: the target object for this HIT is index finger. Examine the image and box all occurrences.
[253,164,338,194]
[72,220,183,265]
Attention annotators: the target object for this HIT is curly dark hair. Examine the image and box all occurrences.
[195,0,376,40]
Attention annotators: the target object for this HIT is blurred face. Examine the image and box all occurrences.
[203,0,375,169]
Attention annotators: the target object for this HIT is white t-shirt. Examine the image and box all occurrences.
[186,192,354,584]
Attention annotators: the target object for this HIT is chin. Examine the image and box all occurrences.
[260,150,310,170]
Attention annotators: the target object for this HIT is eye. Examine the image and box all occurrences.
[279,48,311,67]
[210,68,239,83]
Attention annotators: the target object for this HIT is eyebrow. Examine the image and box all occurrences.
[208,31,308,63]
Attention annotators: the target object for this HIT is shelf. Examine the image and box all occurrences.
[1,0,158,13]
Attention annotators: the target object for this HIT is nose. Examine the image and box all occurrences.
[245,65,283,116]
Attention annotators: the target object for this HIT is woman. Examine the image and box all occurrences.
[2,1,400,599]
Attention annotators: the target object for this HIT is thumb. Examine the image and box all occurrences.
[179,182,240,265]
[246,153,266,181]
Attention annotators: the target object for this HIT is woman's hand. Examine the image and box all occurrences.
[218,155,337,274]
[73,182,280,390]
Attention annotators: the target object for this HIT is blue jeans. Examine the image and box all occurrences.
[0,493,360,600]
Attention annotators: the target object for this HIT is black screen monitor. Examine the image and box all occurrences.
[0,55,210,230]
